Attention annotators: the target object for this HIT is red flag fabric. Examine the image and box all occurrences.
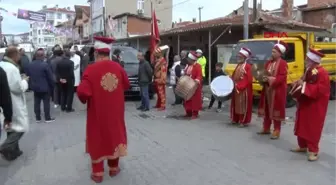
[150,10,160,63]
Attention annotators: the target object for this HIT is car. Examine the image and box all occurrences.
[110,46,155,99]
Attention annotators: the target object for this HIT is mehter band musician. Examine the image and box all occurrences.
[290,48,330,161]
[230,47,253,127]
[77,36,130,183]
[184,51,203,119]
[257,41,288,139]
[153,45,169,111]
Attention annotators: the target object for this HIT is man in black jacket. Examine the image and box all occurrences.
[27,48,55,123]
[56,51,75,112]
[180,50,188,70]
[50,46,63,107]
[137,51,153,111]
[0,66,12,139]
[19,48,30,75]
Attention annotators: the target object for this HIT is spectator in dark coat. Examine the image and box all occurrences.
[49,46,63,106]
[111,48,124,67]
[137,51,153,111]
[180,50,188,70]
[19,48,30,75]
[56,51,75,112]
[80,48,91,76]
[88,47,95,62]
[27,48,55,123]
[0,66,13,138]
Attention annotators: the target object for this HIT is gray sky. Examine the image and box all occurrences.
[1,0,308,34]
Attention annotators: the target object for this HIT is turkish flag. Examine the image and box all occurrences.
[150,10,160,63]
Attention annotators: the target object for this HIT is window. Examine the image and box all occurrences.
[30,24,32,28]
[117,19,122,32]
[229,41,295,64]
[38,30,41,35]
[137,0,145,11]
[38,38,41,43]
[67,14,71,20]
[57,13,62,19]
[283,43,295,62]
[47,12,54,19]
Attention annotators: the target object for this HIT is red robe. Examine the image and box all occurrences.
[294,65,330,148]
[258,59,288,121]
[154,57,167,109]
[184,63,203,112]
[230,62,253,124]
[77,60,130,163]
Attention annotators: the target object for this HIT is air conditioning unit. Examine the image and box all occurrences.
[137,9,144,15]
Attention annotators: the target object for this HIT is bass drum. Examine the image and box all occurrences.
[175,75,198,101]
[210,75,234,102]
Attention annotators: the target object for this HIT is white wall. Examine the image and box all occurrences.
[111,16,128,39]
[91,0,104,33]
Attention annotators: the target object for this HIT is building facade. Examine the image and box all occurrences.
[73,5,91,44]
[29,5,75,48]
[110,13,152,39]
[90,0,172,35]
[2,32,29,45]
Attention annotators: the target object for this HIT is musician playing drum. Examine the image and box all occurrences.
[257,41,288,140]
[183,51,203,119]
[290,48,330,161]
[230,47,253,127]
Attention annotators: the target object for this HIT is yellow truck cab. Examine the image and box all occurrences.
[225,32,336,108]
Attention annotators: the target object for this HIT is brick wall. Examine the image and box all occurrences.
[127,17,151,35]
[303,7,336,28]
[307,0,335,8]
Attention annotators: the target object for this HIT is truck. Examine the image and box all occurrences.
[225,32,336,108]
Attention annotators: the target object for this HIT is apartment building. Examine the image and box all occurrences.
[89,0,172,37]
[73,5,91,44]
[29,5,75,48]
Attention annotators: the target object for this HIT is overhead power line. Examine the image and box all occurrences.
[155,0,191,13]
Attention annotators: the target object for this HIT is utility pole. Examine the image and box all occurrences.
[0,14,3,47]
[243,0,249,39]
[198,6,203,22]
[89,0,94,43]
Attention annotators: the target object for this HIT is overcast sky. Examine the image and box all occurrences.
[1,0,308,34]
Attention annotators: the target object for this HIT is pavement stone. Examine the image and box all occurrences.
[0,88,335,185]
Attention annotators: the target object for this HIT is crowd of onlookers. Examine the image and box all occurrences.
[0,44,94,161]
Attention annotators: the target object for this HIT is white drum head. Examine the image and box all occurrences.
[210,75,234,97]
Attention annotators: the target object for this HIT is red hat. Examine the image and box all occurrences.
[188,51,198,61]
[273,40,288,54]
[94,36,115,53]
[239,47,252,58]
[306,48,325,63]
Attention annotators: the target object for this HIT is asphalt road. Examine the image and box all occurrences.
[0,89,335,185]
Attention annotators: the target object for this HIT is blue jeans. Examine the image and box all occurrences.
[140,85,150,109]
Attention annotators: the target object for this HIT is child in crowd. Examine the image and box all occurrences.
[208,62,226,112]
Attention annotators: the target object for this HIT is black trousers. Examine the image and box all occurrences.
[0,132,24,158]
[208,95,222,109]
[52,83,61,105]
[34,92,51,120]
[172,85,183,104]
[60,82,74,111]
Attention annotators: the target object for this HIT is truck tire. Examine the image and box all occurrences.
[330,81,336,100]
[286,85,296,108]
